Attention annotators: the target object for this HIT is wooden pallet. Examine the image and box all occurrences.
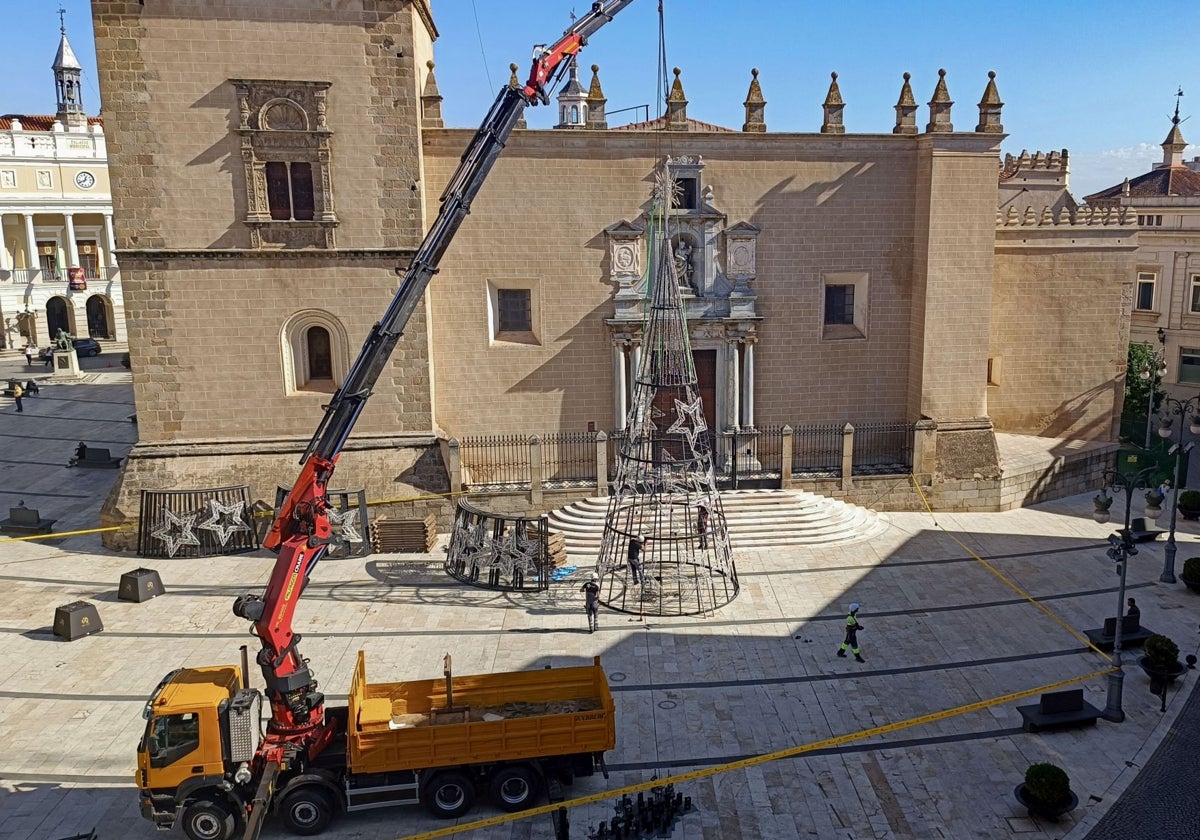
[370,515,438,553]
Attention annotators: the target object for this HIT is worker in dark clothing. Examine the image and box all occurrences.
[1126,597,1140,619]
[836,603,865,663]
[697,504,709,549]
[627,534,650,584]
[580,572,601,633]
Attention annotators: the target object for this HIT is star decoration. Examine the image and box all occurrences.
[326,504,363,546]
[151,507,201,558]
[486,528,540,581]
[666,397,707,448]
[196,499,251,546]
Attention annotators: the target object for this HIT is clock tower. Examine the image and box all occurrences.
[53,8,87,132]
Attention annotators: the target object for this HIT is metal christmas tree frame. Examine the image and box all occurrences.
[596,171,739,616]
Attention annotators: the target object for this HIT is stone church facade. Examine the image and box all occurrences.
[92,1,1134,547]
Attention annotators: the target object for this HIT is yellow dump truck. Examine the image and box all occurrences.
[138,654,615,839]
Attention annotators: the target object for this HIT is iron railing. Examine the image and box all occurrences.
[460,434,533,490]
[852,422,913,475]
[541,431,597,487]
[792,423,843,477]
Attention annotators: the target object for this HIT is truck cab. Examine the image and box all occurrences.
[138,666,259,840]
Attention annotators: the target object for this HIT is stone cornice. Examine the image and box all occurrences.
[116,248,416,266]
[128,431,440,460]
[413,0,438,40]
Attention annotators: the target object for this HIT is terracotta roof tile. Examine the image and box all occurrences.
[0,114,103,131]
[1085,166,1200,202]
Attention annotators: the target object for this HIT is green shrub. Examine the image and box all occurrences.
[1179,490,1200,509]
[1144,634,1180,671]
[1182,556,1200,582]
[1024,763,1070,807]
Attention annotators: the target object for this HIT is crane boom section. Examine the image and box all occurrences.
[245,0,637,740]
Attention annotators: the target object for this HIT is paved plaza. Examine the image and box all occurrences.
[1,349,1199,840]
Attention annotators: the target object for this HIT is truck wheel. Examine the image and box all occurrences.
[423,770,475,819]
[490,765,541,812]
[181,799,236,840]
[279,787,334,836]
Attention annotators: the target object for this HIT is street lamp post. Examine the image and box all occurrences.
[1156,395,1200,583]
[1092,465,1158,723]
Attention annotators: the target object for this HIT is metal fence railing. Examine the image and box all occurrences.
[792,423,843,477]
[852,422,914,475]
[541,431,597,487]
[460,434,533,490]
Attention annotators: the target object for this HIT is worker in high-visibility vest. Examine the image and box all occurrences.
[836,603,865,662]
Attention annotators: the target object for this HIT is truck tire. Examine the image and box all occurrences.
[489,764,541,812]
[181,799,236,840]
[423,770,475,819]
[279,787,334,836]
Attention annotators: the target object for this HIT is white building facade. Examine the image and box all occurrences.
[0,24,123,351]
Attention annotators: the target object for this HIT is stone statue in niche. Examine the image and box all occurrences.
[674,239,697,293]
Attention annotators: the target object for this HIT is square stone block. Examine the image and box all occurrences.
[119,568,165,603]
[53,600,103,641]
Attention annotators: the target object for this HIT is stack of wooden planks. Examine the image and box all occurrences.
[545,530,568,568]
[371,515,438,553]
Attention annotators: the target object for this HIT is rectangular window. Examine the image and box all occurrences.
[265,161,315,221]
[1138,215,1164,227]
[497,289,532,333]
[1136,272,1156,311]
[987,357,1002,386]
[824,284,855,325]
[670,177,699,210]
[1191,274,1200,314]
[1181,348,1200,385]
[77,242,99,278]
[37,241,58,279]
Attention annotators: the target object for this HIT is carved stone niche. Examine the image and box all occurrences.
[231,79,338,249]
[605,219,645,321]
[724,221,759,318]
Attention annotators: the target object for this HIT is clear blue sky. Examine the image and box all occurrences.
[5,0,1197,199]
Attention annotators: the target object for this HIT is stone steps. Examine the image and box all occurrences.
[546,489,888,561]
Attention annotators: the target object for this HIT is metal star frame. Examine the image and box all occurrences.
[196,498,251,546]
[666,396,707,448]
[326,504,363,546]
[151,507,201,558]
[486,528,540,581]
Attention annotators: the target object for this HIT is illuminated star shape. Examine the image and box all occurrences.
[151,507,201,558]
[326,505,363,546]
[196,499,250,546]
[666,397,708,448]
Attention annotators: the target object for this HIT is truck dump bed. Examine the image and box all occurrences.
[347,652,616,775]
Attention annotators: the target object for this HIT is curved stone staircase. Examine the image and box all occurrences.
[546,489,888,563]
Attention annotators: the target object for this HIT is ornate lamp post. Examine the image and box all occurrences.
[1156,394,1200,582]
[1092,465,1157,723]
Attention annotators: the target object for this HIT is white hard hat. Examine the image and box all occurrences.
[849,603,860,612]
[591,572,600,581]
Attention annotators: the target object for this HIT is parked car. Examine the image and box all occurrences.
[38,338,102,360]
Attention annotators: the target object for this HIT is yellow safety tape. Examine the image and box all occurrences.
[391,667,1113,840]
[0,524,132,543]
[906,474,1114,661]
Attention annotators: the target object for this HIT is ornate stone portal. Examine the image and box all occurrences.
[605,155,761,462]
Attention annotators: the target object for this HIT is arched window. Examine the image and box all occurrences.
[570,105,579,123]
[306,326,332,381]
[281,310,347,395]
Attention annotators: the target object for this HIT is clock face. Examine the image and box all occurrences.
[75,171,95,190]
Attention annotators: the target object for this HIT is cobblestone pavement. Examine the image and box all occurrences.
[2,357,1199,840]
[1082,662,1200,840]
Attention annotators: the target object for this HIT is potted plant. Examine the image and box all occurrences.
[1181,557,1200,593]
[1014,762,1078,821]
[1178,490,1200,520]
[1144,488,1165,519]
[1139,633,1185,683]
